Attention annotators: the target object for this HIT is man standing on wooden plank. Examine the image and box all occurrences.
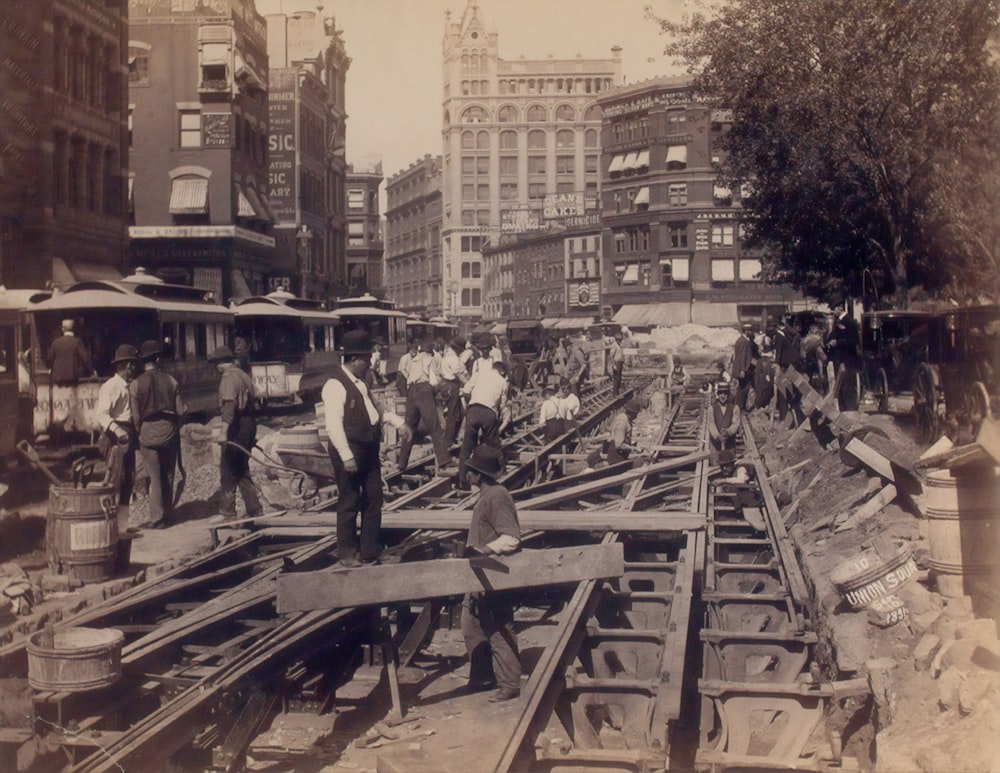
[462,445,522,702]
[322,330,412,567]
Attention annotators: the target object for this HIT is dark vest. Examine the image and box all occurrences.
[713,400,736,431]
[330,366,380,446]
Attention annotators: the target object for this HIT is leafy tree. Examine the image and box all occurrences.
[651,0,1000,306]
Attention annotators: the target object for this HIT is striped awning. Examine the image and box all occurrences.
[622,152,639,171]
[169,177,209,215]
[666,145,687,166]
[634,187,649,206]
[635,149,650,169]
[608,155,625,174]
[244,186,271,221]
[236,188,255,218]
[613,303,690,329]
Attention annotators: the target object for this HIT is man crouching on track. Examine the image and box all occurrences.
[210,346,262,520]
[322,330,412,568]
[462,444,522,703]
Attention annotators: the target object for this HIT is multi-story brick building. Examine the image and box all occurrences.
[265,8,350,300]
[127,0,274,303]
[385,155,444,314]
[441,1,621,324]
[598,76,799,327]
[345,160,384,296]
[0,0,129,289]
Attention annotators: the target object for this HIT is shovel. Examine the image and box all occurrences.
[173,432,186,507]
[15,440,63,486]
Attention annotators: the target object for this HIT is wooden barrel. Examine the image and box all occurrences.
[924,467,1000,603]
[47,484,118,583]
[27,627,123,692]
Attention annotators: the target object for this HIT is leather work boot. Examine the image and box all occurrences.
[488,687,520,703]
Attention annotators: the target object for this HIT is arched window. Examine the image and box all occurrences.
[497,105,518,123]
[528,130,546,149]
[498,80,507,95]
[461,105,488,123]
[476,130,489,150]
[500,130,518,150]
[584,105,601,121]
[462,131,475,149]
[556,129,574,148]
[461,52,469,73]
[555,105,575,122]
[526,105,547,122]
[585,128,598,147]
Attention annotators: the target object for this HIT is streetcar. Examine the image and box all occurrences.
[23,271,233,439]
[860,310,931,413]
[406,316,459,347]
[913,303,1000,442]
[0,287,51,460]
[233,290,339,403]
[330,295,408,377]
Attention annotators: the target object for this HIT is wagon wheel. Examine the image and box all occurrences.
[967,381,993,427]
[874,367,890,414]
[912,364,939,443]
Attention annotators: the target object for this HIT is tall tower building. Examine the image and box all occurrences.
[441,1,621,326]
[345,160,384,296]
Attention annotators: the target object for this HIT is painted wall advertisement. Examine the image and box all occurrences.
[268,72,296,225]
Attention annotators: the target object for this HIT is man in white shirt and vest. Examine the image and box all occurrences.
[96,344,139,536]
[458,360,509,488]
[439,337,469,445]
[322,331,412,566]
[396,340,454,473]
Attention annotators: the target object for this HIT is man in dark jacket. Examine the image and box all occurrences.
[211,346,261,520]
[47,319,95,385]
[731,323,756,410]
[129,340,184,528]
[322,331,412,566]
[462,444,522,702]
[827,298,862,411]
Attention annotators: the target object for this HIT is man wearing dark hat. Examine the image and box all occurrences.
[732,322,756,410]
[607,398,643,464]
[439,336,469,445]
[461,445,522,702]
[47,318,96,385]
[826,297,861,411]
[609,331,625,395]
[129,340,184,528]
[708,380,741,472]
[210,346,261,520]
[322,330,412,566]
[95,344,139,535]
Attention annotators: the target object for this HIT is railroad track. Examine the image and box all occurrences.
[2,378,876,772]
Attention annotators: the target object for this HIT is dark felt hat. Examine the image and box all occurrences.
[139,340,162,360]
[717,380,731,394]
[624,399,642,415]
[111,344,139,365]
[451,336,467,351]
[466,445,503,479]
[208,345,235,363]
[341,330,374,356]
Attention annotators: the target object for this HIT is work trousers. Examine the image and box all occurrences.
[137,419,177,526]
[833,359,861,412]
[462,592,521,692]
[459,404,500,480]
[218,415,261,518]
[100,427,135,507]
[398,382,451,469]
[736,369,754,412]
[438,380,463,445]
[328,440,384,561]
[612,362,624,395]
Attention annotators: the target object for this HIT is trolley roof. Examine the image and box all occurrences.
[27,279,231,317]
[235,291,333,322]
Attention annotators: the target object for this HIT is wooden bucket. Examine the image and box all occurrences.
[924,468,1000,604]
[27,627,123,692]
[47,484,118,583]
[829,538,917,610]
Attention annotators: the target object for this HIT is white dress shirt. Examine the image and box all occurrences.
[538,396,560,426]
[322,370,403,463]
[95,372,131,433]
[439,348,467,383]
[463,364,508,413]
[557,392,580,420]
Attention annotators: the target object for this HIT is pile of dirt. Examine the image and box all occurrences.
[748,411,1000,771]
[635,323,741,351]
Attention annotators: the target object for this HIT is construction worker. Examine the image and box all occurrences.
[95,344,140,536]
[538,385,564,442]
[609,331,626,395]
[607,398,642,464]
[322,330,412,566]
[439,337,469,445]
[210,346,261,520]
[461,444,522,702]
[459,360,509,488]
[708,381,741,474]
[397,340,454,473]
[129,340,184,528]
[732,323,756,409]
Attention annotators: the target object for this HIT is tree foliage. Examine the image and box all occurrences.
[651,0,1000,306]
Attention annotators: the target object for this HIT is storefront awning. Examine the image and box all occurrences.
[608,155,625,174]
[634,187,649,206]
[666,145,687,166]
[541,317,561,328]
[622,152,639,171]
[51,258,122,290]
[169,177,209,215]
[244,187,271,222]
[692,302,738,327]
[635,150,650,169]
[613,303,690,329]
[237,188,255,218]
[554,317,590,330]
[490,322,507,335]
[230,269,254,302]
[622,264,639,283]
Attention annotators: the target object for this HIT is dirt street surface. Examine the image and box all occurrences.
[1,401,999,771]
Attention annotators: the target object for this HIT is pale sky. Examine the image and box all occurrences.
[257,0,689,180]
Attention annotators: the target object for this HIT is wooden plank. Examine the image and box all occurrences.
[249,510,705,533]
[834,484,897,533]
[842,437,895,481]
[276,543,626,613]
